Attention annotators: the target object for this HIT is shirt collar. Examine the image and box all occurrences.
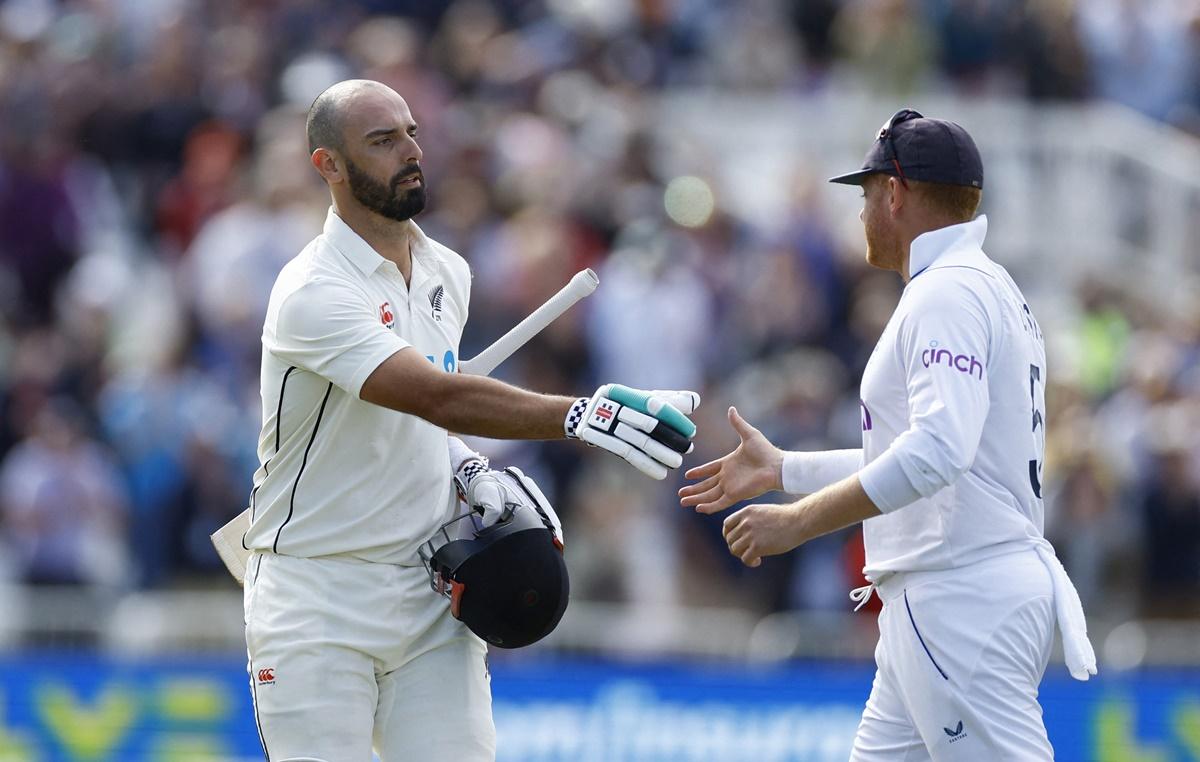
[907,214,988,280]
[322,207,445,276]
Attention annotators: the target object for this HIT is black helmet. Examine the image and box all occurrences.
[419,472,569,648]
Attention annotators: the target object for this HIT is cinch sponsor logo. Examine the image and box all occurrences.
[921,341,983,380]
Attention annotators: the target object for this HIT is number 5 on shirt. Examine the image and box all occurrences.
[1028,363,1045,498]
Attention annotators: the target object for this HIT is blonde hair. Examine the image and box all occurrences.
[912,180,982,223]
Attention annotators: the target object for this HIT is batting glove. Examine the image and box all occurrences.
[565,384,699,480]
[454,462,564,546]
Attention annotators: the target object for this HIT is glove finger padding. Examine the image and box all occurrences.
[579,426,669,480]
[614,422,683,469]
[614,404,659,434]
[611,406,689,454]
[647,389,701,415]
[651,420,693,454]
[606,384,696,438]
[467,476,511,528]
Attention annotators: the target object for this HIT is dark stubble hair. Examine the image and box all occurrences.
[344,158,427,222]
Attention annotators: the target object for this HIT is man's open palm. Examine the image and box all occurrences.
[678,407,783,514]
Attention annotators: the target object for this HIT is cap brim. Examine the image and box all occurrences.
[828,169,876,185]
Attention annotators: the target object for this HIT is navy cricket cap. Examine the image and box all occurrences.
[829,109,984,189]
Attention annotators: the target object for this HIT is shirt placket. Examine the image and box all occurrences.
[380,261,408,332]
[408,257,423,322]
[408,253,440,327]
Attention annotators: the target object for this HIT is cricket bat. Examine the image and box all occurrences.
[210,268,600,584]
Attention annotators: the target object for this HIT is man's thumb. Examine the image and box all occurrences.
[728,406,758,440]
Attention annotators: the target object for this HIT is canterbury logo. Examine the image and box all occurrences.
[257,668,275,685]
[428,284,444,321]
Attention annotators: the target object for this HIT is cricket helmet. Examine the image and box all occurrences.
[419,472,569,648]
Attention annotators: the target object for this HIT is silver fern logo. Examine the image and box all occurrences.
[428,284,444,321]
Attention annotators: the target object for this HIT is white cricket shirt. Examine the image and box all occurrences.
[856,215,1050,578]
[242,208,471,564]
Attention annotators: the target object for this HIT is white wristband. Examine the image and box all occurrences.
[781,449,864,495]
[447,436,485,472]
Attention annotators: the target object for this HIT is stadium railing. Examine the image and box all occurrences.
[6,586,1198,669]
[656,93,1200,305]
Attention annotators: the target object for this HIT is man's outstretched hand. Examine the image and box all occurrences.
[678,406,783,514]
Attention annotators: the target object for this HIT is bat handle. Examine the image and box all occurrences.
[572,268,600,293]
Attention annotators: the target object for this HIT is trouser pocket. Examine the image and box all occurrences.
[903,589,950,681]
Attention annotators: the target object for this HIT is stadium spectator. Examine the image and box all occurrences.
[0,398,129,587]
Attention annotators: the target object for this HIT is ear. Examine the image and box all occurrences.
[311,148,343,185]
[887,176,906,218]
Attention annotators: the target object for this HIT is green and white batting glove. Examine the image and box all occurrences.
[564,384,700,480]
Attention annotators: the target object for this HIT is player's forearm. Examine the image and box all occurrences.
[793,475,883,545]
[420,373,574,440]
[361,348,574,439]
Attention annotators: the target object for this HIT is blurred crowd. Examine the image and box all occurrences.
[0,0,1198,629]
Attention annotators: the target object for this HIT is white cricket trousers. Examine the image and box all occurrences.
[850,549,1056,761]
[243,552,495,762]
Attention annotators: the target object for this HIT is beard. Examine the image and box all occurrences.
[863,213,903,273]
[345,158,427,222]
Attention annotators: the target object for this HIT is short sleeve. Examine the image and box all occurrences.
[267,278,410,397]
